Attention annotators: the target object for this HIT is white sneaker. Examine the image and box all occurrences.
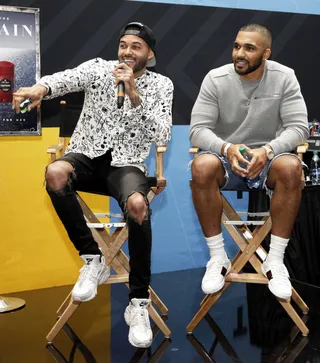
[72,254,110,302]
[201,257,232,294]
[124,298,153,348]
[261,260,292,300]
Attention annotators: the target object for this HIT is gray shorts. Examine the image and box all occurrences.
[193,151,304,197]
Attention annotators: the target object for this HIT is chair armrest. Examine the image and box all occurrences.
[296,142,309,156]
[296,143,309,165]
[47,137,67,153]
[155,145,167,181]
[157,146,167,153]
[294,143,309,188]
[47,137,67,162]
[47,143,64,154]
[47,142,64,162]
[189,147,200,154]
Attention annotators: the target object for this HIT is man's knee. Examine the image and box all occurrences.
[272,156,302,186]
[191,154,222,187]
[45,161,73,191]
[127,192,148,224]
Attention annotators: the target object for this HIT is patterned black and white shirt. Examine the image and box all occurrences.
[39,58,174,173]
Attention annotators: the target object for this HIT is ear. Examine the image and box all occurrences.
[148,49,154,61]
[264,48,271,60]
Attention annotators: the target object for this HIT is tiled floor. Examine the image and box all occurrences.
[1,268,320,362]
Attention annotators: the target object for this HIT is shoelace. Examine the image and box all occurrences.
[78,264,100,285]
[130,306,150,331]
[269,264,289,284]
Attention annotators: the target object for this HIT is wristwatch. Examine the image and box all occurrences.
[262,145,275,160]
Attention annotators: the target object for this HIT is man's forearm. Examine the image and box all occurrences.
[129,91,142,108]
[190,126,225,155]
[268,127,309,155]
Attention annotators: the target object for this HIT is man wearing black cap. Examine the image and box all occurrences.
[12,22,173,348]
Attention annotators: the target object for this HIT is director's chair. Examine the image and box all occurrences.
[186,145,310,337]
[45,99,171,343]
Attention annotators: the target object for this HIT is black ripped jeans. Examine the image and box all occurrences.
[46,151,151,300]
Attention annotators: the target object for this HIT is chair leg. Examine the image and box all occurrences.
[56,291,72,317]
[291,288,309,314]
[186,282,231,334]
[148,304,171,338]
[278,299,309,336]
[200,294,210,306]
[149,288,168,316]
[46,300,81,342]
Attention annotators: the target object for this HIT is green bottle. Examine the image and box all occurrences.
[20,98,32,114]
[239,146,260,189]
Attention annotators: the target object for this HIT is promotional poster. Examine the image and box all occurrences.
[0,6,40,135]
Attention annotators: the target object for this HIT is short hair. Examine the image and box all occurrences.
[239,24,272,48]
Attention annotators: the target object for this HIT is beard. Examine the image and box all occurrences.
[133,56,148,73]
[234,54,264,75]
[119,54,149,73]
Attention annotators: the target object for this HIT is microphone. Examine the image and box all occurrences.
[117,80,125,109]
[117,60,131,109]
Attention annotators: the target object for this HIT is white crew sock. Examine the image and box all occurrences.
[266,234,289,264]
[205,233,227,260]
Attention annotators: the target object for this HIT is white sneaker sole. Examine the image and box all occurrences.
[261,264,292,300]
[124,307,153,348]
[72,267,110,302]
[128,333,152,348]
[201,263,231,294]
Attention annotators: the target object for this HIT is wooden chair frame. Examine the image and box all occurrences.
[45,102,171,342]
[186,145,310,337]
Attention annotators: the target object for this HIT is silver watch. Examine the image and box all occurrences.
[262,145,275,160]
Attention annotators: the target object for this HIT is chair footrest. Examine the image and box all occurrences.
[87,222,126,228]
[224,221,265,225]
[106,275,129,284]
[226,273,268,284]
[94,213,123,218]
[236,211,270,216]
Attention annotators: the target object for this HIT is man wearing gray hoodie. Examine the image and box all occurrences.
[190,24,308,300]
